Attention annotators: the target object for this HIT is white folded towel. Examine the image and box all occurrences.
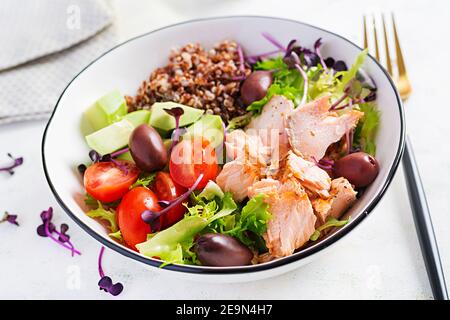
[0,0,117,124]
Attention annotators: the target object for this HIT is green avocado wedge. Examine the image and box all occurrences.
[149,102,204,131]
[122,110,151,127]
[83,90,128,132]
[85,119,135,155]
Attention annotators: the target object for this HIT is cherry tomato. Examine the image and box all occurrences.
[152,172,187,228]
[117,187,160,250]
[84,161,139,203]
[169,138,219,189]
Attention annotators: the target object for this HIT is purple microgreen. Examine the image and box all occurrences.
[221,119,227,151]
[89,150,101,162]
[220,45,247,81]
[261,32,287,52]
[332,91,376,110]
[164,107,185,153]
[284,39,297,58]
[282,48,309,106]
[333,60,348,72]
[237,45,245,75]
[0,153,23,175]
[89,148,130,175]
[314,38,328,72]
[330,80,365,110]
[142,173,205,230]
[77,164,87,176]
[312,157,335,171]
[283,51,301,69]
[1,212,19,226]
[58,223,70,243]
[246,49,283,64]
[292,46,319,68]
[345,129,355,155]
[98,246,123,296]
[294,63,309,106]
[110,147,129,158]
[157,200,171,208]
[111,159,129,176]
[36,207,81,257]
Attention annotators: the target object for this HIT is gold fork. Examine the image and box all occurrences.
[363,14,448,300]
[363,13,412,101]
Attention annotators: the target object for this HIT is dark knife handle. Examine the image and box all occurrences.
[402,136,448,300]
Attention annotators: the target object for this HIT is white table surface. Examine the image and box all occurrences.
[1,0,449,299]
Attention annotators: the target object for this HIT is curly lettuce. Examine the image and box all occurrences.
[353,102,380,155]
[136,185,238,266]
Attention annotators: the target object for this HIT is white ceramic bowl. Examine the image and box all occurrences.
[42,16,405,282]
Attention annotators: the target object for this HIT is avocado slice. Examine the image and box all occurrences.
[83,90,128,132]
[184,114,224,148]
[123,110,151,127]
[85,119,135,155]
[149,102,204,131]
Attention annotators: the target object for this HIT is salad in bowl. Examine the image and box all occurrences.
[78,33,381,267]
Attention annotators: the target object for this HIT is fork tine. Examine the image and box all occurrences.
[382,14,393,75]
[372,15,380,61]
[392,13,407,76]
[363,15,368,49]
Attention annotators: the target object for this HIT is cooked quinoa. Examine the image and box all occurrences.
[125,40,251,122]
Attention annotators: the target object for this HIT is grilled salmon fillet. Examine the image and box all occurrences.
[246,95,294,159]
[285,95,363,160]
[286,151,331,198]
[311,177,357,224]
[248,178,316,258]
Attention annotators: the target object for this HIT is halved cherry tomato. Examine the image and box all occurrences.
[152,172,187,228]
[169,138,219,189]
[84,160,139,203]
[117,187,160,250]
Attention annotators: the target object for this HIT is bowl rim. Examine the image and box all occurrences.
[41,15,405,275]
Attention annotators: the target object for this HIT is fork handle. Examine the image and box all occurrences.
[402,136,448,300]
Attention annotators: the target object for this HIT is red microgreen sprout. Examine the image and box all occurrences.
[246,33,290,64]
[312,157,335,171]
[36,207,81,256]
[163,107,185,153]
[0,153,23,175]
[98,246,123,296]
[88,148,130,175]
[246,49,283,64]
[141,173,204,231]
[1,212,19,226]
[220,44,247,81]
[262,32,287,52]
[77,164,87,176]
[314,38,328,72]
[345,128,356,155]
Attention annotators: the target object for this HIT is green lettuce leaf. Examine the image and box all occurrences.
[109,230,123,242]
[254,56,285,71]
[196,181,224,201]
[225,194,271,247]
[136,191,237,266]
[246,83,302,114]
[130,172,156,189]
[353,102,380,155]
[86,201,118,232]
[336,49,368,92]
[227,112,253,131]
[310,217,350,241]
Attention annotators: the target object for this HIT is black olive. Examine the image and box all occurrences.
[240,71,273,106]
[334,152,379,188]
[195,233,253,267]
[129,124,168,172]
